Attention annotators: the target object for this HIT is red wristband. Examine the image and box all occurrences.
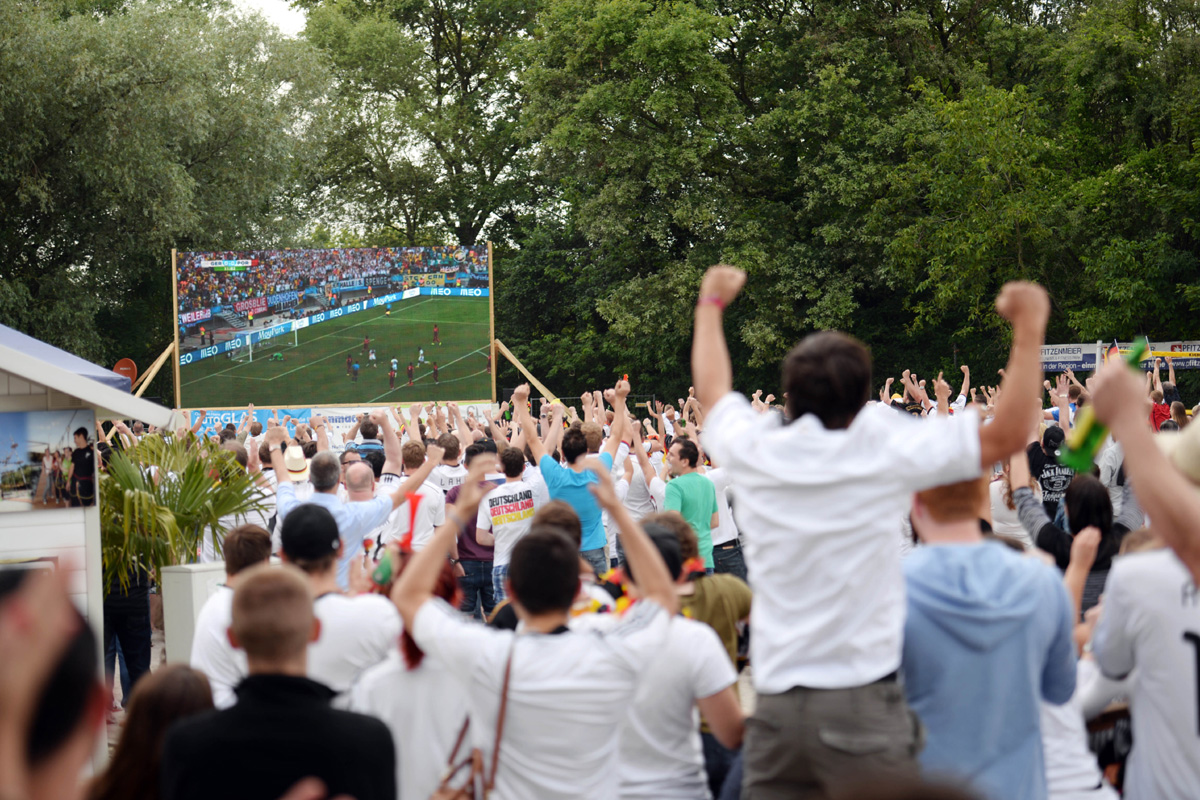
[697,295,726,311]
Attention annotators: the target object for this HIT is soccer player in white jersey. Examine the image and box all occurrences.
[1089,357,1200,799]
[418,347,425,365]
[368,348,377,368]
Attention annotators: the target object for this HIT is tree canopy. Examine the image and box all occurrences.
[3,0,1199,400]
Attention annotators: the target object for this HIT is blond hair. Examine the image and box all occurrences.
[231,565,313,661]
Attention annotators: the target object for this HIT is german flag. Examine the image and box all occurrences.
[1104,340,1121,363]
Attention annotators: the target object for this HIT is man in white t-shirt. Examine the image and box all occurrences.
[691,264,1051,798]
[279,503,400,705]
[592,522,744,800]
[390,399,679,800]
[1088,359,1200,799]
[429,434,468,493]
[190,524,272,708]
[389,441,446,551]
[476,448,539,602]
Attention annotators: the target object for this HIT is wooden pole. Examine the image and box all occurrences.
[134,341,176,399]
[494,339,559,404]
[487,241,496,404]
[171,249,182,409]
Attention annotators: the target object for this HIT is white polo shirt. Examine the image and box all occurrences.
[702,393,981,692]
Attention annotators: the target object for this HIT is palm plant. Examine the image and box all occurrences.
[99,433,267,590]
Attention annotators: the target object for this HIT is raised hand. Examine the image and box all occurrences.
[698,264,746,306]
[994,282,1051,331]
[425,443,446,464]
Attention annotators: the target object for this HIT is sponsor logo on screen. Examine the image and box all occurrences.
[179,308,212,325]
[234,297,268,315]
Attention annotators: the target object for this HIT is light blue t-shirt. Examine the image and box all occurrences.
[538,452,613,551]
[275,483,392,589]
[902,541,1077,800]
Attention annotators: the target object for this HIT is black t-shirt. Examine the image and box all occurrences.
[1026,441,1074,517]
[71,446,95,482]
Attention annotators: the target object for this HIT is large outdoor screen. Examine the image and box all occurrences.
[174,247,493,409]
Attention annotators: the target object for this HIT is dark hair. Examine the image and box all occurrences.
[301,440,319,459]
[1160,419,1180,432]
[782,331,872,429]
[644,511,698,562]
[359,420,379,440]
[672,439,700,468]
[624,523,683,583]
[249,422,263,436]
[74,426,90,440]
[1042,425,1066,455]
[561,428,588,464]
[508,528,580,614]
[258,439,272,466]
[308,451,341,492]
[361,449,385,479]
[437,433,460,462]
[86,665,213,800]
[532,502,582,546]
[463,442,489,465]
[218,429,237,443]
[500,448,525,478]
[0,570,98,766]
[1065,474,1113,537]
[224,525,272,576]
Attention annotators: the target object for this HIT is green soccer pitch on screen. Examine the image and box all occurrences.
[174,246,494,409]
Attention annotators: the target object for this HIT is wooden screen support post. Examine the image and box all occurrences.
[493,339,559,404]
[103,340,177,442]
[134,341,177,399]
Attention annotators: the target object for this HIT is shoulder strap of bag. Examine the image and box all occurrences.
[485,639,517,790]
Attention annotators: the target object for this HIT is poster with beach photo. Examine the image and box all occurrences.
[0,409,96,512]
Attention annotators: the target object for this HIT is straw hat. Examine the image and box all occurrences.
[283,445,309,483]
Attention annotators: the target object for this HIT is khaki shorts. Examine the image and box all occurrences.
[742,680,924,800]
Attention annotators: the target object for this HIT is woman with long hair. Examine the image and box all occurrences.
[87,665,213,800]
[350,552,468,800]
[989,460,1040,548]
[1010,450,1142,614]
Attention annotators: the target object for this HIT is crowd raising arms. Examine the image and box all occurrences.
[8,262,1200,800]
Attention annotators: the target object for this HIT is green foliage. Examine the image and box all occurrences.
[99,434,267,590]
[4,0,1200,403]
[0,0,328,377]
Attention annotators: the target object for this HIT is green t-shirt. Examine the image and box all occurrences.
[664,471,720,567]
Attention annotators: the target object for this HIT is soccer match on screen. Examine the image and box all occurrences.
[175,246,493,408]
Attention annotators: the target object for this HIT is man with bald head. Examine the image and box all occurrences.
[266,425,443,589]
